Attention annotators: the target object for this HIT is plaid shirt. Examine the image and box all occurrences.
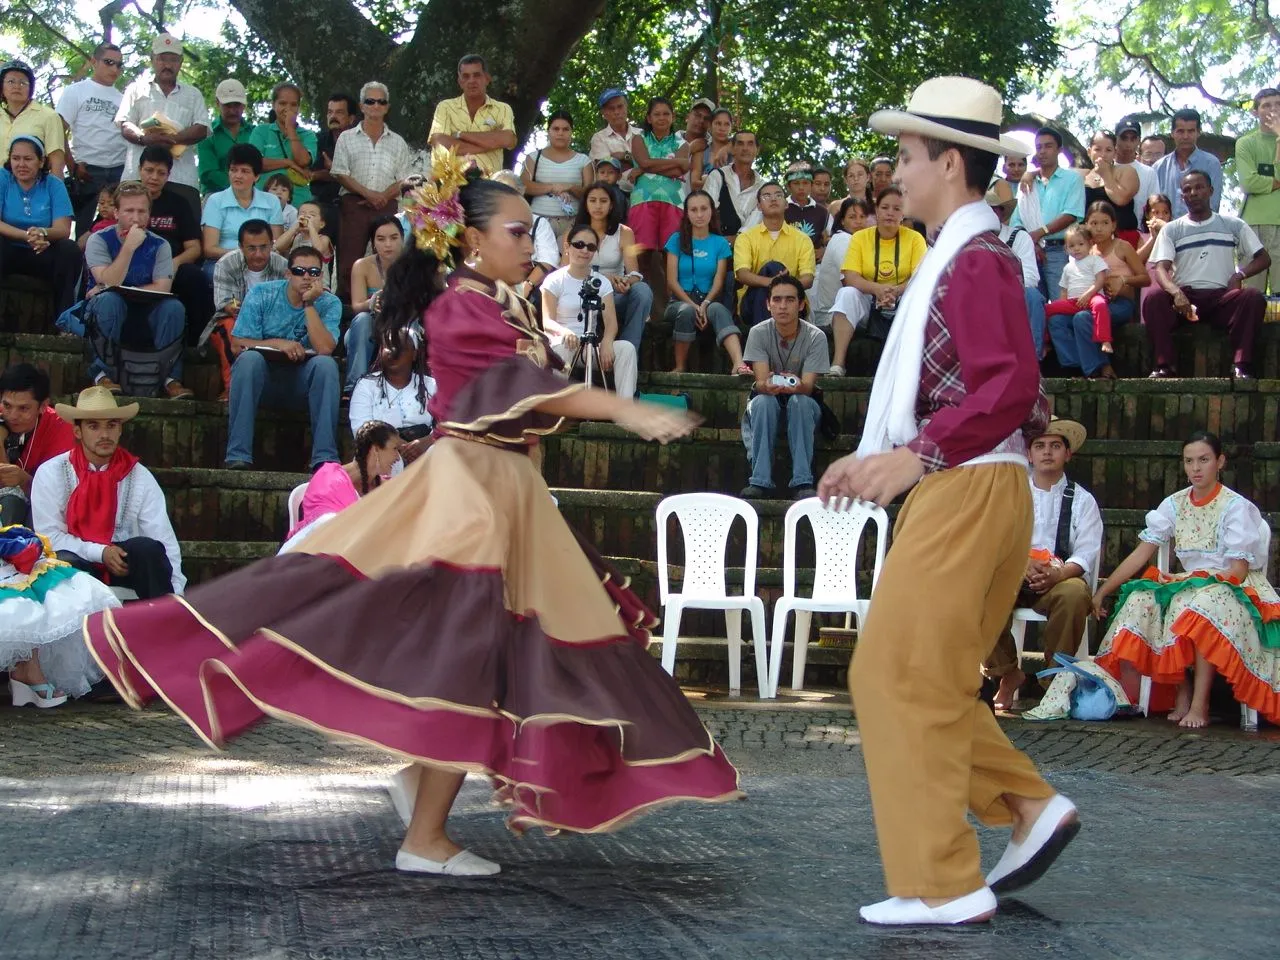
[330,121,413,193]
[212,250,289,312]
[906,232,1049,473]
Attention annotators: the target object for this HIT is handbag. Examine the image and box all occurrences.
[1030,653,1132,722]
[811,386,841,442]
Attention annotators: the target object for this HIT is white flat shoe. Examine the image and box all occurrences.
[827,363,846,376]
[396,848,501,877]
[10,679,67,709]
[859,887,997,926]
[387,765,419,827]
[986,793,1080,894]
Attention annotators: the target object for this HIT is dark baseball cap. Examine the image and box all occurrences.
[1115,118,1141,137]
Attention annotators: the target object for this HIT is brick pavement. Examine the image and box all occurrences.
[2,699,1278,959]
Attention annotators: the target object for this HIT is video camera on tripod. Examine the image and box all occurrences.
[570,271,611,389]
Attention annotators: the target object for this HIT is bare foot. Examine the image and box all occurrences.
[1178,706,1210,729]
[994,669,1025,711]
[1167,682,1192,724]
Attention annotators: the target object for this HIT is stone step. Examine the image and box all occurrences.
[542,426,1280,512]
[645,371,1280,441]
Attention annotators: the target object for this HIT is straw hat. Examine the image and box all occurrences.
[869,77,1027,158]
[985,177,1016,209]
[55,386,139,423]
[1041,417,1087,453]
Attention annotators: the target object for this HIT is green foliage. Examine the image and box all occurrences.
[545,0,1058,178]
[1051,0,1280,136]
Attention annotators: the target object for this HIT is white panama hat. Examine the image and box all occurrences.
[869,76,1027,158]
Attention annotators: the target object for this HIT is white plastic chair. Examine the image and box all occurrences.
[109,586,139,602]
[1137,527,1266,731]
[656,493,769,698]
[768,497,888,695]
[287,482,308,532]
[1010,567,1098,667]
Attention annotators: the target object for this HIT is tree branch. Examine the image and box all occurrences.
[1114,30,1239,108]
[1250,0,1280,46]
[15,1,95,61]
[660,25,714,100]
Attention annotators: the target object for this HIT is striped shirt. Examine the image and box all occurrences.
[1149,213,1263,290]
[330,121,413,194]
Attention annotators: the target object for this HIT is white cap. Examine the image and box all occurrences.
[152,33,183,56]
[215,79,247,105]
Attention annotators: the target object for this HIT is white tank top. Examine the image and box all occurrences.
[591,229,625,276]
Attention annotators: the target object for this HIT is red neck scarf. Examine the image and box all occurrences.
[17,407,76,473]
[65,444,140,546]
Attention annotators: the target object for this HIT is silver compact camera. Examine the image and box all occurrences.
[769,373,800,389]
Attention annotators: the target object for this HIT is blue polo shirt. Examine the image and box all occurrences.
[0,170,73,243]
[232,279,341,347]
[1154,148,1224,218]
[201,186,284,250]
[1012,166,1085,240]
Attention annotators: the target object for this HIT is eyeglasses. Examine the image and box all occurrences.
[289,265,323,277]
[568,240,598,252]
[99,58,122,67]
[363,98,389,106]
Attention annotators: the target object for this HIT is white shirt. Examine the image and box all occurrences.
[1118,159,1159,218]
[115,76,209,188]
[542,267,615,339]
[330,122,413,193]
[531,216,559,270]
[705,164,764,230]
[589,122,642,192]
[56,78,127,168]
[1150,213,1263,290]
[810,230,852,326]
[1059,253,1109,298]
[1029,474,1103,583]
[999,223,1040,288]
[30,452,186,594]
[1141,487,1268,573]
[348,373,437,435]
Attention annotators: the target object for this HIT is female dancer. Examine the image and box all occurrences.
[84,154,741,877]
[1094,431,1278,728]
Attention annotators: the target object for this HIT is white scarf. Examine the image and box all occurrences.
[856,201,999,458]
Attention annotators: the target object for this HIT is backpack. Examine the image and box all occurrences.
[83,297,184,398]
[1028,653,1134,722]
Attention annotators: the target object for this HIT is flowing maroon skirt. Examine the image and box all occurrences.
[85,438,742,833]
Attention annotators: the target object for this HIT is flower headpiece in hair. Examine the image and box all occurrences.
[400,147,475,261]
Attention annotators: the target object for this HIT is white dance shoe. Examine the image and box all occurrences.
[986,793,1080,894]
[386,765,419,827]
[395,848,501,877]
[859,887,997,926]
[10,678,67,709]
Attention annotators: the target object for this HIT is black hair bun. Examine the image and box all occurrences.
[463,166,485,184]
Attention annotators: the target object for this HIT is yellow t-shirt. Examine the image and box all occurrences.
[840,225,926,285]
[428,95,515,173]
[0,102,67,159]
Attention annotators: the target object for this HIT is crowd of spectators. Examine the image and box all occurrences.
[0,32,1277,493]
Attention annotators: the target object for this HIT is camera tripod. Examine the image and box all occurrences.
[569,278,613,391]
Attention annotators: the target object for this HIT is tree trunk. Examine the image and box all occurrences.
[229,0,606,151]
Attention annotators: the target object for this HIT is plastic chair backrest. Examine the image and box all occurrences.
[656,493,758,601]
[287,482,308,531]
[782,497,888,602]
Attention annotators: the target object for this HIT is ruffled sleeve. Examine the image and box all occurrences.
[1220,495,1265,569]
[1139,496,1176,546]
[439,354,585,445]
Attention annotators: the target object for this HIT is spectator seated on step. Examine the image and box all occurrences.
[0,362,75,527]
[982,419,1102,711]
[82,181,193,399]
[138,144,213,340]
[201,143,283,279]
[733,181,815,327]
[1143,169,1271,379]
[207,219,289,400]
[224,245,341,472]
[344,214,405,396]
[349,322,436,465]
[30,385,185,599]
[0,134,82,322]
[290,419,403,540]
[739,274,829,501]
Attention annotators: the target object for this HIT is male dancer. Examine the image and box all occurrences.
[819,77,1080,926]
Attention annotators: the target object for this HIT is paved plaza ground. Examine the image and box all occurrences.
[2,693,1277,959]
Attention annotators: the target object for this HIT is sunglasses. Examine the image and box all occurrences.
[100,58,123,67]
[568,240,598,252]
[363,98,389,106]
[289,265,324,277]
